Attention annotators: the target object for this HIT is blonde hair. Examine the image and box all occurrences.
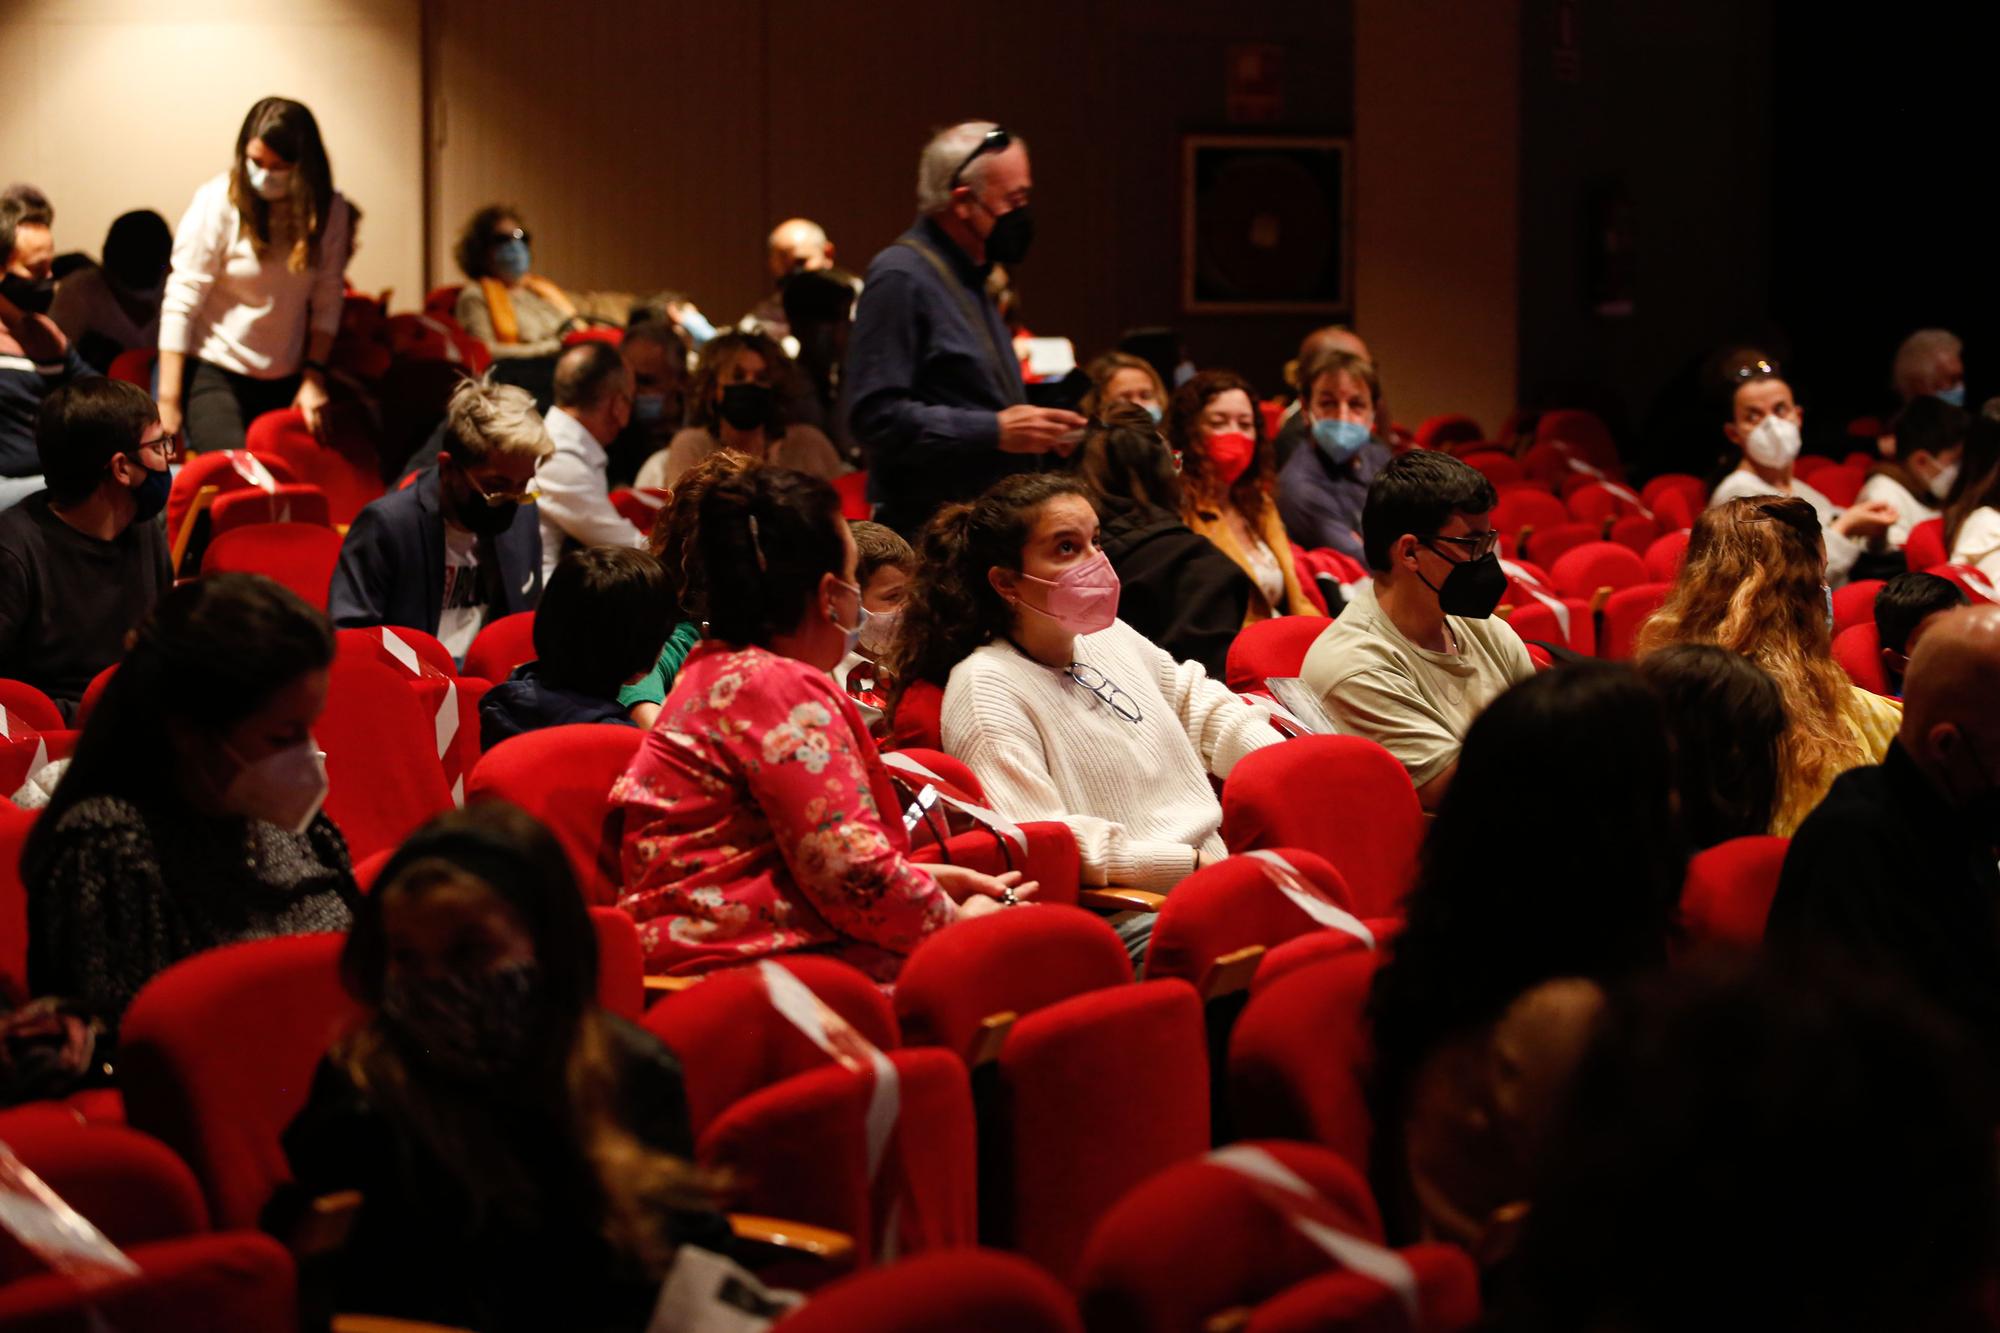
[1080,351,1167,420]
[1634,496,1867,829]
[444,376,553,465]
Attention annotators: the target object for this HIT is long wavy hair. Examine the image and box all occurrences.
[336,804,717,1274]
[887,472,1096,707]
[1633,496,1865,825]
[687,331,790,438]
[1167,369,1274,526]
[1942,397,2000,553]
[228,98,334,274]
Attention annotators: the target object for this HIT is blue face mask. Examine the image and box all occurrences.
[1141,401,1164,425]
[1823,583,1834,633]
[633,391,666,424]
[491,238,531,281]
[1936,383,1967,407]
[1312,417,1372,465]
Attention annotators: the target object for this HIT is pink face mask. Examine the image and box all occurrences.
[1011,549,1121,636]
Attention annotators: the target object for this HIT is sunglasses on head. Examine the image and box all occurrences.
[949,127,1012,189]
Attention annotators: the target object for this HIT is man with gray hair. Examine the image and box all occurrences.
[330,376,552,659]
[843,120,1084,533]
[1892,327,1966,407]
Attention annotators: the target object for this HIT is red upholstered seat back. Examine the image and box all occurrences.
[1520,520,1600,568]
[462,611,539,684]
[244,403,386,527]
[336,625,459,679]
[1224,617,1333,694]
[588,906,645,1022]
[1833,623,1893,696]
[833,470,872,521]
[1905,517,1949,570]
[1600,582,1672,660]
[1221,736,1423,918]
[1809,464,1868,507]
[0,802,35,1003]
[642,956,900,1134]
[1644,529,1690,582]
[776,1249,1082,1333]
[201,523,345,611]
[1549,541,1649,599]
[886,678,945,751]
[0,680,65,734]
[1241,1245,1483,1332]
[0,1117,210,1282]
[1145,850,1359,992]
[998,980,1210,1281]
[1533,409,1622,478]
[1493,487,1570,547]
[1458,450,1522,487]
[165,450,299,564]
[119,933,358,1229]
[207,483,333,536]
[1566,481,1644,525]
[0,1233,298,1332]
[1252,918,1401,993]
[1831,579,1884,636]
[317,656,455,861]
[1228,950,1384,1175]
[895,904,1130,1057]
[1413,414,1483,450]
[465,724,644,905]
[1640,473,1708,515]
[1680,835,1791,950]
[1076,1139,1385,1331]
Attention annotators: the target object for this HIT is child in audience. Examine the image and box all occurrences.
[1856,395,1966,547]
[1942,398,2000,583]
[893,472,1280,894]
[1367,662,1684,1259]
[1634,644,1786,849]
[1873,571,1967,695]
[834,520,914,734]
[1635,496,1901,835]
[22,573,356,1024]
[278,804,727,1331]
[615,463,1030,979]
[478,547,673,750]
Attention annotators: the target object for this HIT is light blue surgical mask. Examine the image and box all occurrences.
[1823,583,1834,633]
[491,238,531,281]
[1937,383,1967,407]
[1312,417,1372,465]
[1141,402,1164,425]
[678,307,717,346]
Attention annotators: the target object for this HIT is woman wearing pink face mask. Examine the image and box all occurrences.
[1168,369,1323,622]
[893,474,1282,902]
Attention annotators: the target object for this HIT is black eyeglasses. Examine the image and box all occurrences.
[489,227,531,248]
[130,431,181,464]
[949,127,1012,188]
[1422,530,1500,562]
[1067,662,1142,724]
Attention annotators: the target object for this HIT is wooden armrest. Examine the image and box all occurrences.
[1597,516,1615,538]
[968,1011,1017,1067]
[1590,585,1613,613]
[1495,602,1516,621]
[170,484,220,572]
[728,1213,856,1264]
[1204,1308,1252,1333]
[1516,523,1535,549]
[644,974,704,995]
[333,1318,477,1333]
[1198,945,1266,1002]
[1079,887,1167,913]
[291,1189,363,1259]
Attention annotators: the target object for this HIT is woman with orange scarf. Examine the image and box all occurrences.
[451,204,582,358]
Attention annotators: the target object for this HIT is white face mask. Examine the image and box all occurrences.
[222,737,329,835]
[1929,461,1960,501]
[244,159,292,202]
[1742,414,1802,470]
[856,605,900,659]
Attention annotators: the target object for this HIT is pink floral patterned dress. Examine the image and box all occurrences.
[613,641,957,979]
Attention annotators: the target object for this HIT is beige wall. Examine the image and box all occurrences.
[1353,0,1521,433]
[0,0,424,304]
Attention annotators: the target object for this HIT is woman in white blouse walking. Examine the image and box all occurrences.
[158,98,352,454]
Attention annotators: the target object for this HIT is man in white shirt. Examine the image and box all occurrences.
[536,340,646,582]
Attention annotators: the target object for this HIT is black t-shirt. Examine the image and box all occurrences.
[0,493,172,721]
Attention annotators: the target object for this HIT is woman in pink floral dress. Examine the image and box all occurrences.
[613,464,1031,979]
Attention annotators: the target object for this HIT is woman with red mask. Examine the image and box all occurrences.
[891,473,1282,909]
[1168,369,1323,621]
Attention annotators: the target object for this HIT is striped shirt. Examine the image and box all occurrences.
[0,311,96,478]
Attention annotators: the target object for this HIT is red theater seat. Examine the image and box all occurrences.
[1680,835,1791,950]
[1832,623,1892,696]
[1221,736,1423,918]
[462,611,538,684]
[1227,951,1382,1175]
[1225,616,1333,694]
[779,1249,1081,1332]
[200,524,343,611]
[466,723,645,905]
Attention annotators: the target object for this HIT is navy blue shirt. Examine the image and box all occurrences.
[0,313,96,478]
[843,217,1027,533]
[1276,434,1393,562]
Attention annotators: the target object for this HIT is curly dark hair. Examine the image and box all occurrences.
[454,203,523,281]
[687,463,846,647]
[686,330,790,438]
[1166,368,1273,526]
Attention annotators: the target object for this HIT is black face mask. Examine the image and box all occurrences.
[1417,544,1507,620]
[719,381,777,432]
[0,272,56,317]
[983,203,1035,266]
[445,467,521,536]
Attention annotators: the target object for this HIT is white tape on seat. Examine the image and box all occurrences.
[379,628,466,807]
[1498,559,1573,640]
[879,752,1027,858]
[1244,850,1374,949]
[1208,1144,1418,1321]
[1562,455,1653,519]
[0,706,10,740]
[228,450,279,493]
[0,1141,139,1286]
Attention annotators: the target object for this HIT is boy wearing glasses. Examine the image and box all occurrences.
[1302,451,1534,810]
[330,377,550,662]
[0,378,174,720]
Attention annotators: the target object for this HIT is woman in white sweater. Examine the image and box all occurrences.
[1708,367,1898,585]
[893,473,1280,893]
[1943,402,2000,586]
[158,98,352,454]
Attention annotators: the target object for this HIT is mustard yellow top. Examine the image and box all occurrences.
[1770,686,1902,837]
[1184,497,1325,624]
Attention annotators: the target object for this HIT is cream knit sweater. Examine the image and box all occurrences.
[941,619,1281,891]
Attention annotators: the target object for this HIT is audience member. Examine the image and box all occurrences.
[1634,644,1786,849]
[479,547,672,751]
[1497,961,1995,1333]
[1302,452,1534,809]
[615,463,1030,979]
[1636,496,1901,835]
[1853,396,1966,547]
[0,379,174,720]
[635,330,843,489]
[1874,571,1966,694]
[1274,325,1375,466]
[330,377,550,660]
[1169,369,1321,621]
[278,803,726,1331]
[1078,351,1168,423]
[895,472,1279,895]
[1367,662,1684,1254]
[21,574,356,1025]
[1766,603,2000,1063]
[741,217,839,346]
[834,520,915,735]
[452,205,582,359]
[49,209,173,372]
[1891,327,1966,407]
[845,120,1085,533]
[1707,366,1898,585]
[1942,397,2000,582]
[1276,347,1395,563]
[1077,403,1252,679]
[605,317,690,488]
[0,194,95,510]
[535,341,645,581]
[158,98,351,452]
